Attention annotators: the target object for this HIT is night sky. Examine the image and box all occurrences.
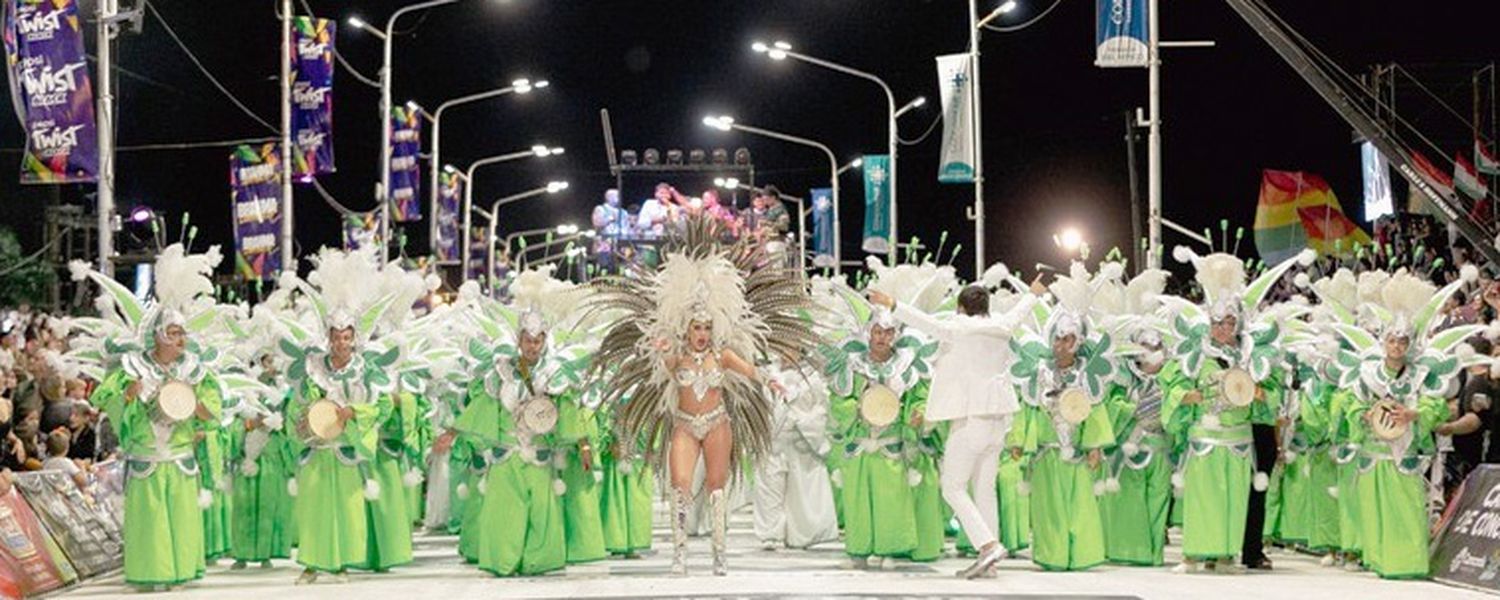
[1,0,1496,281]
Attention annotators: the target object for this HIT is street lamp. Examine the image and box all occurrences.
[422,79,550,257]
[1054,227,1085,252]
[704,114,834,275]
[836,157,863,176]
[485,182,569,291]
[347,0,466,262]
[752,40,923,262]
[966,0,1020,277]
[456,146,565,273]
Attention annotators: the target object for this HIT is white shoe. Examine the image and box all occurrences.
[761,540,780,552]
[957,547,1003,579]
[1342,560,1363,572]
[296,570,319,585]
[841,556,869,570]
[879,556,898,571]
[1319,554,1336,567]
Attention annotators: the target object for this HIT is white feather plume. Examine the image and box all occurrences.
[153,244,222,311]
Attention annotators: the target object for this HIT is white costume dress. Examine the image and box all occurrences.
[753,361,838,548]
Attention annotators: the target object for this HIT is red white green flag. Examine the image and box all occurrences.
[1411,151,1455,197]
[1455,152,1489,199]
[1478,138,1500,175]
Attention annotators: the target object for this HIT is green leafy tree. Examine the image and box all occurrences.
[0,226,55,307]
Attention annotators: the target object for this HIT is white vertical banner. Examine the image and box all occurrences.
[936,53,975,184]
[1361,141,1394,221]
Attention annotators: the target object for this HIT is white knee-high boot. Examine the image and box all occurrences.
[710,488,728,576]
[671,487,690,576]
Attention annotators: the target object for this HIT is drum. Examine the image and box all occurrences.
[1056,388,1093,425]
[307,400,345,441]
[155,381,198,422]
[1218,368,1257,408]
[1369,399,1410,441]
[859,383,901,428]
[518,395,559,434]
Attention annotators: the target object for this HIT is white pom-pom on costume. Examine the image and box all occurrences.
[1016,479,1031,497]
[1092,480,1107,496]
[68,260,92,282]
[1201,414,1221,429]
[1106,477,1121,493]
[198,489,214,509]
[403,469,424,488]
[264,413,285,432]
[1253,471,1269,492]
[1171,472,1185,491]
[456,483,470,500]
[1122,442,1140,456]
[831,469,844,489]
[593,470,604,484]
[1326,486,1339,499]
[215,476,229,492]
[1059,447,1075,462]
[1282,451,1298,464]
[906,469,923,487]
[1457,343,1477,362]
[552,453,569,469]
[1295,248,1317,267]
[552,479,567,496]
[1486,320,1500,342]
[276,270,300,292]
[618,460,634,475]
[1463,263,1481,283]
[1172,246,1197,265]
[1293,273,1311,289]
[241,460,259,478]
[287,478,299,497]
[364,479,382,501]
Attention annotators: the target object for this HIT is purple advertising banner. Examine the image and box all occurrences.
[434,170,463,262]
[5,0,97,183]
[389,106,422,222]
[290,16,334,180]
[343,211,380,251]
[466,224,488,282]
[230,144,283,280]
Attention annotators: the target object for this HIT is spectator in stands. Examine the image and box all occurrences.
[12,409,41,471]
[593,188,631,273]
[67,403,98,464]
[638,183,677,240]
[1438,337,1496,502]
[758,186,791,238]
[41,378,83,433]
[700,189,737,233]
[41,430,87,493]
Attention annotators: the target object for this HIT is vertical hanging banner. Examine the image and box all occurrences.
[433,170,463,263]
[343,212,380,250]
[1095,0,1149,68]
[290,16,335,180]
[389,106,422,222]
[810,187,834,267]
[230,144,283,280]
[467,224,489,282]
[935,53,975,184]
[1360,141,1394,221]
[861,155,892,254]
[4,0,98,183]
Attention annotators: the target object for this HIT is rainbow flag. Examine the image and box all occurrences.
[1253,169,1371,264]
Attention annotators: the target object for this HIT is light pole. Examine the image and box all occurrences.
[485,182,570,291]
[423,79,548,256]
[836,157,864,176]
[457,145,564,274]
[968,0,1018,276]
[703,115,832,275]
[753,41,923,262]
[96,0,121,275]
[348,0,463,262]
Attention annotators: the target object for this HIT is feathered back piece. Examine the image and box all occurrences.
[280,245,408,345]
[864,256,958,314]
[588,215,821,479]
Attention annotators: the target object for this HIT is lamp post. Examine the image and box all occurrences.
[484,182,569,292]
[348,0,464,262]
[704,115,834,275]
[423,79,548,256]
[455,146,564,275]
[753,41,923,262]
[967,0,1018,276]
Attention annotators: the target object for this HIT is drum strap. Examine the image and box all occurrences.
[125,453,197,480]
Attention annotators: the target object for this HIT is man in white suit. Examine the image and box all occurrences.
[869,285,1034,579]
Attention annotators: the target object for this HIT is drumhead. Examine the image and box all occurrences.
[1219,368,1256,408]
[157,381,198,422]
[1057,388,1093,425]
[307,400,344,441]
[519,396,558,434]
[859,384,901,428]
[1370,400,1409,441]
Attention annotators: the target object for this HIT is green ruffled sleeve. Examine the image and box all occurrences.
[1102,384,1131,446]
[1080,401,1115,449]
[1249,368,1283,425]
[90,369,133,443]
[1326,388,1356,445]
[195,372,225,431]
[1415,395,1449,441]
[1163,368,1201,440]
[553,391,593,444]
[1006,401,1036,453]
[1341,395,1372,445]
[453,379,502,448]
[344,393,384,460]
[903,380,931,442]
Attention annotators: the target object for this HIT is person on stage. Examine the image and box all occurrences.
[592,215,818,576]
[1006,264,1117,572]
[867,270,1035,579]
[71,244,227,591]
[1162,247,1309,573]
[754,350,838,552]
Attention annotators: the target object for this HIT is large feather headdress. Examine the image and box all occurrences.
[67,243,225,356]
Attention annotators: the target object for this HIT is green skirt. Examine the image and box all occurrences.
[293,450,369,572]
[600,456,655,554]
[123,462,207,585]
[471,458,567,576]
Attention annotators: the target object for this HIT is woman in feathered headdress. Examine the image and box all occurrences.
[1321,267,1480,578]
[590,215,819,576]
[70,244,226,591]
[1161,247,1311,573]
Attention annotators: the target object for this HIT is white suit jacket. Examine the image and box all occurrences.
[892,296,1034,422]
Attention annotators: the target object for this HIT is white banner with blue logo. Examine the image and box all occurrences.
[936,53,975,184]
[1095,0,1149,68]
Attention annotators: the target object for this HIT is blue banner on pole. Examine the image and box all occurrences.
[389,106,422,222]
[810,187,834,267]
[861,155,891,254]
[290,17,335,180]
[5,0,98,183]
[1095,0,1149,68]
[229,144,283,280]
[434,171,463,262]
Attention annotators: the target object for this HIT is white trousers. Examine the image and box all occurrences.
[940,415,1010,551]
[752,439,838,548]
